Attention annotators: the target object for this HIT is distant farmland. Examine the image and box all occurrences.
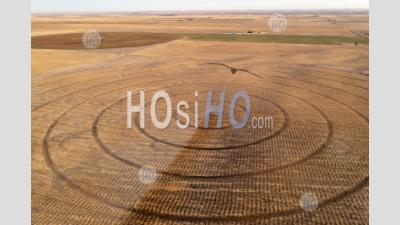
[32,12,369,225]
[188,33,369,45]
[32,32,368,50]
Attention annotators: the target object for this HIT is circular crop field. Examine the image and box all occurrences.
[32,33,369,225]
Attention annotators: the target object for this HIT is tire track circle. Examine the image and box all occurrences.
[37,61,368,223]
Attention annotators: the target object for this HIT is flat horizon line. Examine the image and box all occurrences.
[31,8,369,15]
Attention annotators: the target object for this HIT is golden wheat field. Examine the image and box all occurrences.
[32,12,369,224]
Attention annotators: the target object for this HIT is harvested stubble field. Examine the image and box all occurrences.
[32,12,369,225]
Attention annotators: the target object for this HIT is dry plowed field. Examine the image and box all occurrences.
[32,14,369,224]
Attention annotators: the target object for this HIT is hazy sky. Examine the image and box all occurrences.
[32,0,369,12]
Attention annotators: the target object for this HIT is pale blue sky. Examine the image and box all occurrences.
[32,0,369,12]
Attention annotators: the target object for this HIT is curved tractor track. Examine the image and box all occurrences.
[32,47,368,224]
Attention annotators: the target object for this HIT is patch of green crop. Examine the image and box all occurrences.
[187,33,368,45]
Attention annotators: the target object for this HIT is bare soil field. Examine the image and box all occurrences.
[32,12,369,225]
[32,32,183,50]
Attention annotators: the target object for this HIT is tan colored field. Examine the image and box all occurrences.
[31,13,368,37]
[32,12,368,225]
